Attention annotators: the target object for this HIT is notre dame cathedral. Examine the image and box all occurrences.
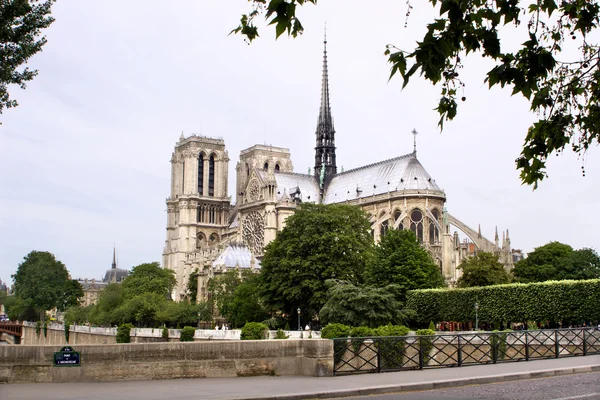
[162,38,517,301]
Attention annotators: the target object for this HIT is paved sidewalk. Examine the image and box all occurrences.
[2,355,600,400]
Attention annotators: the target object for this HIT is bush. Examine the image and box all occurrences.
[180,326,196,342]
[416,328,436,366]
[64,323,70,343]
[491,329,512,361]
[349,326,373,353]
[117,323,134,343]
[240,322,268,340]
[162,326,169,341]
[284,322,291,331]
[374,325,411,370]
[428,320,436,331]
[35,320,41,336]
[406,279,600,326]
[321,323,351,339]
[274,329,289,339]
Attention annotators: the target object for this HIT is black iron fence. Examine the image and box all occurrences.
[332,327,600,376]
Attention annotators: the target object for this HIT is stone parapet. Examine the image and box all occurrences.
[0,339,333,383]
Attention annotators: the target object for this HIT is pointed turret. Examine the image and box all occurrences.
[112,246,117,270]
[494,226,499,247]
[478,223,482,239]
[314,30,337,188]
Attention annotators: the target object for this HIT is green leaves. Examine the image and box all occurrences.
[406,279,600,325]
[0,0,55,115]
[456,252,511,288]
[260,203,374,322]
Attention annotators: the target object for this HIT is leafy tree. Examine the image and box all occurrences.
[12,251,82,319]
[233,0,600,187]
[259,203,374,324]
[208,270,268,328]
[513,241,571,283]
[456,252,511,288]
[555,248,600,280]
[367,229,445,296]
[121,262,176,299]
[64,305,93,325]
[187,268,199,303]
[319,280,409,328]
[1,0,55,115]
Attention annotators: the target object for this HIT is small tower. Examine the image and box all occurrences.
[314,31,337,188]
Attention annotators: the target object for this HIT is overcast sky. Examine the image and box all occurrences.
[0,1,597,284]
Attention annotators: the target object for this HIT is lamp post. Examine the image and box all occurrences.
[474,302,479,331]
[297,308,301,331]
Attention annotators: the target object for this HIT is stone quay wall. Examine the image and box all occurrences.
[0,339,333,383]
[17,322,321,345]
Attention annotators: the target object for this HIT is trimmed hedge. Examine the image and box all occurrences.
[405,279,600,325]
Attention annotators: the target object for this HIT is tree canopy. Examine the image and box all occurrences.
[319,280,410,328]
[1,0,55,115]
[259,203,374,324]
[513,242,600,283]
[367,229,445,296]
[11,250,82,319]
[233,0,600,187]
[121,262,176,300]
[456,251,511,288]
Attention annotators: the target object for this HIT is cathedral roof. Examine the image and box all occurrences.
[260,171,321,203]
[323,152,442,203]
[212,244,260,269]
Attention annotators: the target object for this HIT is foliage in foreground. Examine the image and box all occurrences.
[233,0,600,187]
[1,0,55,115]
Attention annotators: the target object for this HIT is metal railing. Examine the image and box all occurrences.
[332,327,600,376]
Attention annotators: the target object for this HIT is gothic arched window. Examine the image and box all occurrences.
[410,209,424,243]
[380,220,389,238]
[275,163,280,172]
[208,155,215,197]
[198,153,204,195]
[263,162,269,171]
[429,209,440,244]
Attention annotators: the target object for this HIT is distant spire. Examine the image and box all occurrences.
[494,226,499,245]
[412,129,418,155]
[478,223,482,239]
[112,246,117,270]
[314,27,337,188]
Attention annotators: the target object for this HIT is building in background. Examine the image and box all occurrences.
[163,38,514,301]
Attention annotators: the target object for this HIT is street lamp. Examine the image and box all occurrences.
[474,302,479,331]
[297,308,301,331]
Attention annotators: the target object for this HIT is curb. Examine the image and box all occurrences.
[237,364,600,400]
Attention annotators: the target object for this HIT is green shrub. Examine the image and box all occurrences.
[162,326,169,341]
[240,322,269,340]
[64,323,70,343]
[284,322,291,331]
[274,329,289,339]
[491,329,512,361]
[406,279,600,326]
[35,320,41,337]
[374,325,411,369]
[117,323,134,343]
[43,320,48,337]
[349,326,373,353]
[180,326,196,342]
[321,323,351,339]
[322,323,351,364]
[416,328,436,365]
[428,320,436,331]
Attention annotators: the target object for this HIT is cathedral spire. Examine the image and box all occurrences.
[314,29,337,187]
[112,246,117,270]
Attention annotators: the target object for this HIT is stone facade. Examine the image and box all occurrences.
[163,40,515,301]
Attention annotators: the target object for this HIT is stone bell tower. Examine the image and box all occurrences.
[163,133,231,300]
